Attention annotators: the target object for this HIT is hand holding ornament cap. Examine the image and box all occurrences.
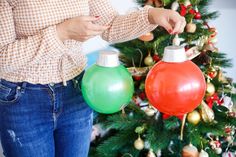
[148,8,186,34]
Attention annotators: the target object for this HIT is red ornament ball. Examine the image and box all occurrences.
[152,54,160,62]
[194,12,201,19]
[139,92,146,100]
[208,71,217,79]
[189,9,196,15]
[145,46,206,116]
[133,75,142,81]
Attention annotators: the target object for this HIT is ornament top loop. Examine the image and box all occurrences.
[162,46,187,63]
[96,51,120,67]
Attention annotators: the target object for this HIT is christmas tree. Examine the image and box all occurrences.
[89,0,236,156]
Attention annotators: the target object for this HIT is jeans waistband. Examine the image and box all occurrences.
[0,71,84,89]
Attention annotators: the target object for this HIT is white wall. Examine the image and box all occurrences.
[209,0,236,81]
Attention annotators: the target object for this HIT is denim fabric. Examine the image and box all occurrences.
[0,73,93,157]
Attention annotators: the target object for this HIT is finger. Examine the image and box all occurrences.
[168,11,182,23]
[84,30,104,36]
[87,23,110,32]
[77,16,100,22]
[172,20,182,34]
[78,35,96,42]
[179,18,186,33]
[160,19,174,34]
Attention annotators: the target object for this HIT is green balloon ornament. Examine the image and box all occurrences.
[81,51,134,114]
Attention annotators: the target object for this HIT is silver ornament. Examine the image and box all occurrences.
[199,150,209,157]
[214,147,222,154]
[171,1,179,11]
[184,0,191,6]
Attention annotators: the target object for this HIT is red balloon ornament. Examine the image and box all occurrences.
[145,46,206,116]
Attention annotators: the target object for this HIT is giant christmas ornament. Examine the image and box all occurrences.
[82,51,134,114]
[145,46,206,116]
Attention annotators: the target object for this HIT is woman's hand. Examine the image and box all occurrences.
[148,8,186,34]
[56,16,110,42]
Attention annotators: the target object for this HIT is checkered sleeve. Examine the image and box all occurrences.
[89,0,158,43]
[0,0,67,73]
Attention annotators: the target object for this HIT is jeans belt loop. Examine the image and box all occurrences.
[19,82,27,93]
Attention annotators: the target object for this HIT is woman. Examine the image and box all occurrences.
[0,0,186,157]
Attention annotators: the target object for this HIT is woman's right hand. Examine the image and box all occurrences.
[56,16,110,42]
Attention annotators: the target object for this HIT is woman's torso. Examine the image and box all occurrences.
[2,0,90,84]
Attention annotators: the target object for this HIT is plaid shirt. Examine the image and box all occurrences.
[0,0,157,85]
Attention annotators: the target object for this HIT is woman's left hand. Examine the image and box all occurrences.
[148,8,186,34]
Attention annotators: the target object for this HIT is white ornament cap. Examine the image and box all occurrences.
[96,51,120,67]
[162,46,187,63]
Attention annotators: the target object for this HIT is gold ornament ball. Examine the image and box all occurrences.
[187,110,201,125]
[186,23,197,33]
[206,82,215,97]
[134,137,144,150]
[199,150,209,157]
[182,143,199,157]
[144,55,154,66]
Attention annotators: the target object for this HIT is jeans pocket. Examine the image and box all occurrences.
[0,82,22,105]
[72,72,84,94]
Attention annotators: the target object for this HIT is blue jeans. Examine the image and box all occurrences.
[0,73,93,157]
